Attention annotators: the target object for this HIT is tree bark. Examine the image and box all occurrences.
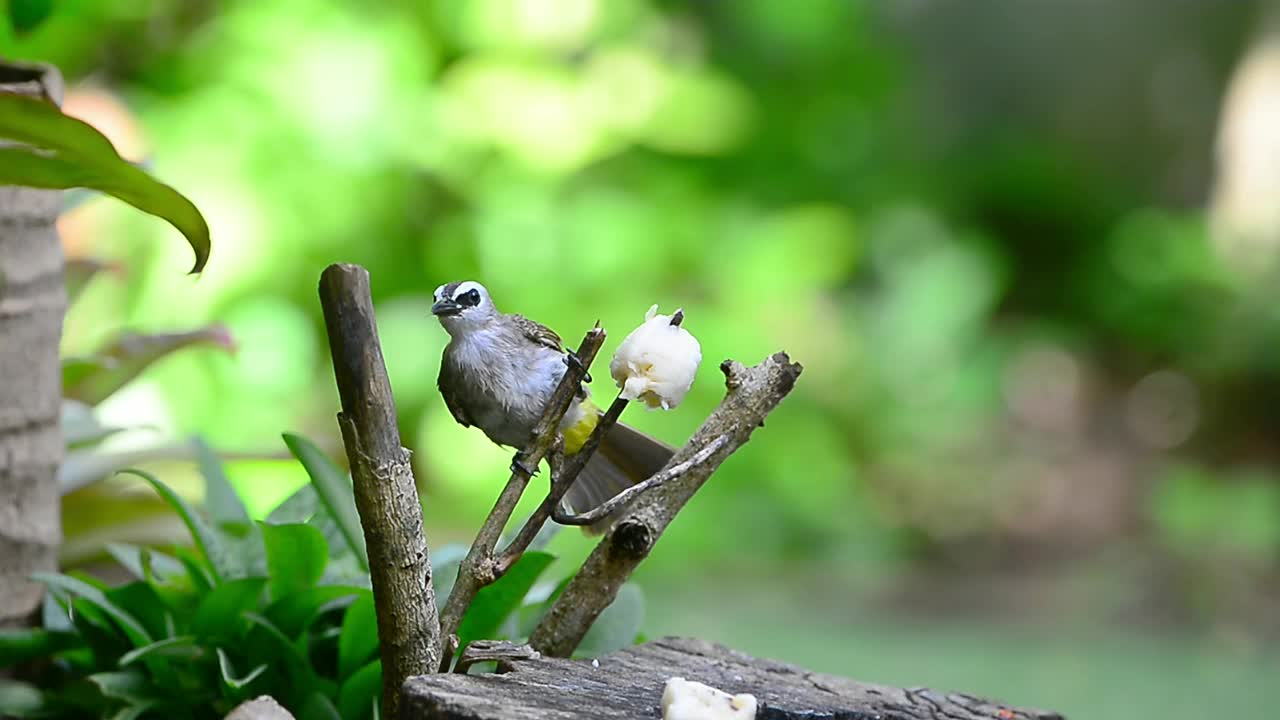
[0,62,65,629]
[318,264,440,720]
[401,637,1064,720]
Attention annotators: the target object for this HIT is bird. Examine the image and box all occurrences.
[431,280,675,527]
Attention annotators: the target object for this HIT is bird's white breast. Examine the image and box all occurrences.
[448,326,586,447]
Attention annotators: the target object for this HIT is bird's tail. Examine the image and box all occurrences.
[564,419,675,534]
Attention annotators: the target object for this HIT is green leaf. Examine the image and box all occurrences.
[264,586,363,640]
[8,0,54,34]
[172,547,215,594]
[192,578,267,639]
[338,591,378,679]
[127,469,237,582]
[195,437,250,530]
[262,522,329,601]
[216,648,268,691]
[337,660,381,720]
[283,433,368,572]
[64,326,235,406]
[103,582,169,641]
[456,551,555,650]
[0,94,209,273]
[42,591,73,632]
[0,628,81,667]
[107,701,160,720]
[32,573,152,648]
[60,441,197,495]
[67,596,131,667]
[104,543,185,583]
[86,670,156,704]
[575,582,644,657]
[299,691,342,720]
[268,484,318,524]
[118,636,202,666]
[0,680,46,718]
[242,613,312,689]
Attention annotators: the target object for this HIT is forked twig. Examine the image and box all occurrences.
[529,354,803,657]
[495,393,630,570]
[436,326,607,669]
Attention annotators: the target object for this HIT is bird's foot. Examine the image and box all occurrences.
[510,451,538,477]
[564,352,591,383]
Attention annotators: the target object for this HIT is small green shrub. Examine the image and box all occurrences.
[0,434,644,719]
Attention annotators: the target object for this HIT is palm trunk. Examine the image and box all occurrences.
[0,62,65,628]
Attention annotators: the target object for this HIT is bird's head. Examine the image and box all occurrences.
[432,280,497,335]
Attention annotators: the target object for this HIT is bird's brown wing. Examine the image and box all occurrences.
[512,314,564,352]
[437,348,473,427]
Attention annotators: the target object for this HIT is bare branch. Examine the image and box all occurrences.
[318,264,439,719]
[436,326,607,668]
[495,392,629,569]
[529,353,803,657]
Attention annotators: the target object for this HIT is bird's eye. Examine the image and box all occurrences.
[457,289,482,307]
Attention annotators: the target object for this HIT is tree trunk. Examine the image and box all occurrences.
[0,62,65,628]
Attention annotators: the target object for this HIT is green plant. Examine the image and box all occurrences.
[0,434,643,719]
[0,88,208,273]
[57,260,239,567]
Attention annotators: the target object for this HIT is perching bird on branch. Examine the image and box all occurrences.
[431,281,674,519]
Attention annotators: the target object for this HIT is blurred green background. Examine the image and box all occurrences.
[8,0,1280,717]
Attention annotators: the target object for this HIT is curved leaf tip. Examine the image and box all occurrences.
[0,93,211,273]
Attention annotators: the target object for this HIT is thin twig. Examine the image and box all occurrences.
[318,264,439,719]
[453,640,541,675]
[436,326,607,669]
[495,393,629,571]
[553,433,730,526]
[529,354,803,657]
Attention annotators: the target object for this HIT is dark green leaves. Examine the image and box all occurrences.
[283,433,368,571]
[33,573,152,648]
[338,592,378,679]
[0,93,210,273]
[126,470,236,582]
[6,0,54,35]
[337,661,381,720]
[456,551,555,651]
[0,628,80,667]
[13,429,647,717]
[262,523,329,601]
[192,579,267,639]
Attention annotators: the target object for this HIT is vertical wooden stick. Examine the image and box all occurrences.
[319,263,440,719]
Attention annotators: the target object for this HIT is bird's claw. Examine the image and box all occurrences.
[564,353,591,383]
[510,451,538,477]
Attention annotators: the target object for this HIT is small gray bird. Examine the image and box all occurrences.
[431,280,674,522]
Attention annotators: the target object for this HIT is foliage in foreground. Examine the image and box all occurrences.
[0,435,643,719]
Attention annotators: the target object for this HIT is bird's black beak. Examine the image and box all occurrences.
[431,299,461,317]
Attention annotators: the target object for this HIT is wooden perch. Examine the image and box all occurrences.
[529,353,803,657]
[318,263,440,719]
[401,637,1065,720]
[437,326,608,667]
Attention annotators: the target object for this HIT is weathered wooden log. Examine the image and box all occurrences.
[401,636,1064,720]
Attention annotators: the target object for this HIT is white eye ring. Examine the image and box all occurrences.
[453,281,485,304]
